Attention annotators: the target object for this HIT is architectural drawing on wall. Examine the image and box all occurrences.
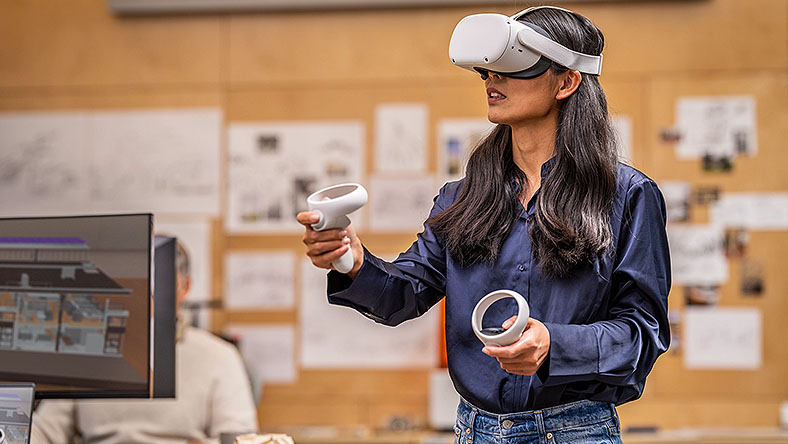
[88,109,222,215]
[375,103,429,173]
[437,118,495,183]
[0,109,222,217]
[227,121,365,233]
[667,225,728,286]
[710,192,788,231]
[224,251,295,310]
[675,95,757,161]
[0,237,131,356]
[369,175,437,232]
[0,112,90,218]
[299,258,439,368]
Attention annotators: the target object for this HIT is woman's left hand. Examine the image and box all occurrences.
[482,316,550,376]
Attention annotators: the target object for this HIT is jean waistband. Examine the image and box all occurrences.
[457,397,616,437]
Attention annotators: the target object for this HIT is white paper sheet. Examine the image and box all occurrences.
[709,192,788,230]
[0,112,90,217]
[224,251,295,310]
[0,109,222,217]
[224,324,298,402]
[611,115,633,164]
[436,118,495,183]
[227,121,365,233]
[668,225,728,286]
[88,109,222,215]
[659,181,691,223]
[675,96,757,159]
[374,103,428,173]
[154,219,213,329]
[369,175,437,232]
[683,306,761,370]
[299,258,439,368]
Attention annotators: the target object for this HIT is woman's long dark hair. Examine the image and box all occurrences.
[427,7,618,278]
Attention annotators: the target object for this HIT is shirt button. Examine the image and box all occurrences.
[518,264,525,271]
[466,428,471,434]
[502,419,514,429]
[546,432,553,439]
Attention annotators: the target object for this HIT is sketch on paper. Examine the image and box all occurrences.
[0,109,222,217]
[709,192,788,231]
[369,175,437,232]
[675,96,757,161]
[667,225,728,286]
[375,103,428,173]
[437,118,495,183]
[299,258,439,368]
[224,251,295,310]
[683,307,761,370]
[88,109,222,215]
[0,113,89,217]
[227,121,365,233]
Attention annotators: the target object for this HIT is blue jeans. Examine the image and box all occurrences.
[454,398,623,444]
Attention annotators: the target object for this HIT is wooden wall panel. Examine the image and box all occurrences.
[0,0,223,88]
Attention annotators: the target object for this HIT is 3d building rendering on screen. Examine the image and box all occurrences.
[0,237,132,357]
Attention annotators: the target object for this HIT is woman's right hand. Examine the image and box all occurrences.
[296,210,364,279]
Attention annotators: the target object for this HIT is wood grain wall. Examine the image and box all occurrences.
[1,0,786,433]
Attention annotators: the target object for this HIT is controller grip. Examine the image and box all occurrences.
[332,247,355,274]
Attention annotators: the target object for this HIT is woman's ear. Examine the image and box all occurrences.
[556,70,582,100]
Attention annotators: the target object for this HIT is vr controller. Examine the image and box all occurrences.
[307,183,368,274]
[471,289,529,347]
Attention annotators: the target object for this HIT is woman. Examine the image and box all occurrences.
[298,6,670,444]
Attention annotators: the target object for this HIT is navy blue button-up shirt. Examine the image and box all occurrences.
[326,162,671,414]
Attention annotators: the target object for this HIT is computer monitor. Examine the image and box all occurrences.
[152,235,177,399]
[0,383,35,444]
[0,214,154,399]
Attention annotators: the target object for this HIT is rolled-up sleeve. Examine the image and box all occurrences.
[540,179,671,394]
[326,185,453,326]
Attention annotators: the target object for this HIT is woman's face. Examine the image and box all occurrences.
[484,71,562,127]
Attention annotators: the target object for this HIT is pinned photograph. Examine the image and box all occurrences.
[741,259,765,297]
[684,285,719,306]
[723,227,749,258]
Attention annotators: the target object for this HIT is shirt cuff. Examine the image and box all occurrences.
[539,322,599,386]
[326,248,391,324]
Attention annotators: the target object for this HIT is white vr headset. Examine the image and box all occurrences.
[449,6,603,79]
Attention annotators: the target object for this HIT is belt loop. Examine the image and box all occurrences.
[535,410,547,444]
[468,406,477,443]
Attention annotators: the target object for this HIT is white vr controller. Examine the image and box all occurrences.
[471,289,530,346]
[307,183,368,274]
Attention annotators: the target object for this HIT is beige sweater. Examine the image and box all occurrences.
[31,327,258,444]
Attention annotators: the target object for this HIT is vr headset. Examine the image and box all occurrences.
[448,6,603,79]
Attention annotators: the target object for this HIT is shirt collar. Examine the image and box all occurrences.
[540,156,556,179]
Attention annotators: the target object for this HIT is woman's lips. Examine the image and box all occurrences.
[487,87,506,104]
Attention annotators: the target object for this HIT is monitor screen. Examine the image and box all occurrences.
[0,214,153,398]
[0,383,35,444]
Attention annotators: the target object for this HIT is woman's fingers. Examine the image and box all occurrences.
[306,237,350,257]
